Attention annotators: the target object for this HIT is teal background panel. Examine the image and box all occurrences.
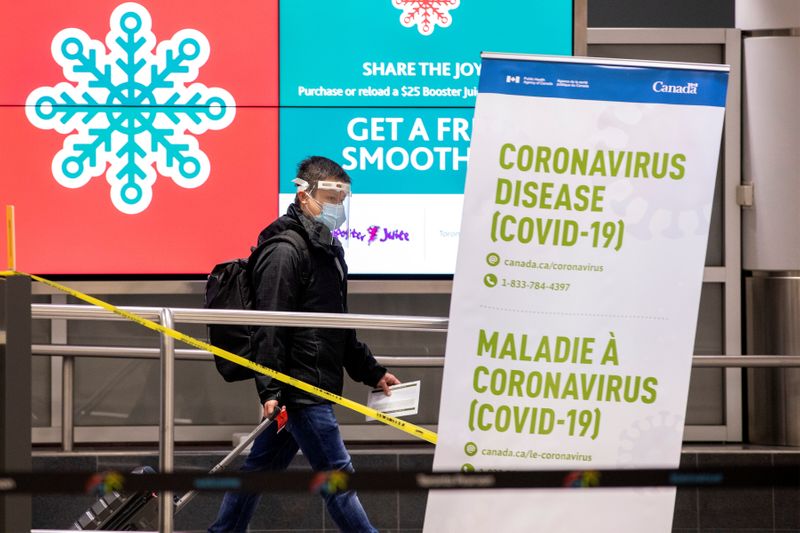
[279,0,573,107]
[280,107,476,194]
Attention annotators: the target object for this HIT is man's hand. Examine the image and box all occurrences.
[263,399,279,419]
[376,372,401,396]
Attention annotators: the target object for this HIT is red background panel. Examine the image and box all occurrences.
[0,107,279,274]
[0,0,279,106]
[0,0,280,274]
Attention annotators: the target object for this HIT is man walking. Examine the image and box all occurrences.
[209,156,399,532]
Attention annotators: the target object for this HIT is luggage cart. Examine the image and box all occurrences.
[71,409,287,531]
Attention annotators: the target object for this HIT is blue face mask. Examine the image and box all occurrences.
[315,202,347,231]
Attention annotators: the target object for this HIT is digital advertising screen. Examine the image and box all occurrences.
[0,0,573,275]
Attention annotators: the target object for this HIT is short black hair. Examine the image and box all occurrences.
[295,156,351,203]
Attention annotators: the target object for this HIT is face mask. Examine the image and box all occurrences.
[311,199,347,231]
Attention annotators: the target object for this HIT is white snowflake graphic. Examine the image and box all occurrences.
[393,0,460,36]
[25,2,235,215]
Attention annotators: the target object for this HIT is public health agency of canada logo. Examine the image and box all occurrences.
[393,0,460,36]
[25,2,235,215]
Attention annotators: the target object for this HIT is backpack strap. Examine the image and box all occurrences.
[249,228,311,288]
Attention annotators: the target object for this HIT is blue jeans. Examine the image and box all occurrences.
[208,403,378,533]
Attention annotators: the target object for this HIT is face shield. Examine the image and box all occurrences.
[293,178,352,242]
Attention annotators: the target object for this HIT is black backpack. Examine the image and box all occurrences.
[204,229,309,382]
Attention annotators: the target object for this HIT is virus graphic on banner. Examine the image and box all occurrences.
[595,104,711,240]
[392,0,460,36]
[25,2,235,215]
[617,411,684,467]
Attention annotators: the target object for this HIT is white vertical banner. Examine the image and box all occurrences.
[425,54,729,532]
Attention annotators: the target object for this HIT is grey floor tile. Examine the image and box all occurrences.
[774,453,800,529]
[197,530,325,533]
[398,454,433,472]
[176,452,327,531]
[673,453,699,529]
[33,494,101,530]
[245,530,325,533]
[33,454,97,471]
[319,470,396,531]
[174,452,230,471]
[249,491,324,531]
[173,450,244,531]
[96,454,159,473]
[32,455,103,530]
[699,530,775,533]
[680,452,698,468]
[673,487,699,529]
[350,454,397,470]
[244,456,325,531]
[341,488,398,531]
[398,490,427,530]
[323,454,399,531]
[398,455,431,530]
[175,491,225,530]
[697,453,773,530]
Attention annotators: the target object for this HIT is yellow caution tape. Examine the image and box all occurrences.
[0,270,438,445]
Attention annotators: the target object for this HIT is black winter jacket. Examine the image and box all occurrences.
[251,203,386,407]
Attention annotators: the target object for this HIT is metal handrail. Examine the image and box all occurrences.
[33,344,213,361]
[30,344,800,367]
[691,355,800,367]
[31,344,447,366]
[32,304,159,320]
[32,304,449,331]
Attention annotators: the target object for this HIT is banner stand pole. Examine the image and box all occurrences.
[6,206,15,271]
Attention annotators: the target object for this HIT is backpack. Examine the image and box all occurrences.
[204,229,309,382]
